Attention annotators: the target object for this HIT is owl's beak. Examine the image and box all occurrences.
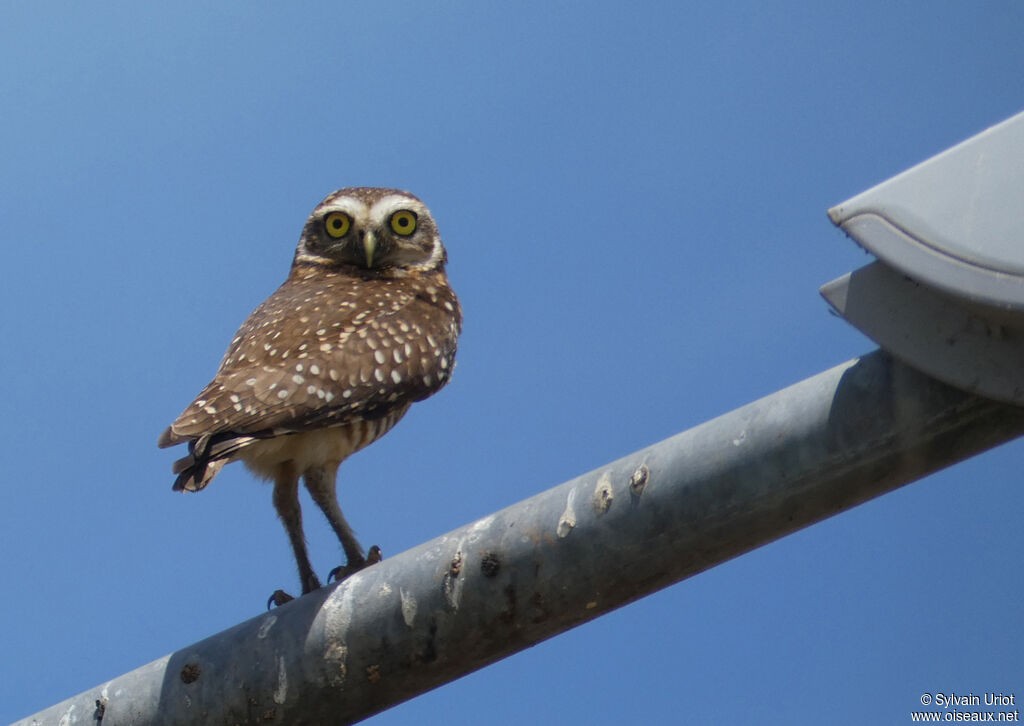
[361,230,377,268]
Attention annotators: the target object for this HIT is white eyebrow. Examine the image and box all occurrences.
[316,198,370,224]
[368,195,429,226]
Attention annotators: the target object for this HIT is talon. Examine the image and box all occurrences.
[267,589,295,609]
[327,547,382,583]
[367,545,383,564]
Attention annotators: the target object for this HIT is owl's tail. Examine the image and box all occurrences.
[160,429,260,492]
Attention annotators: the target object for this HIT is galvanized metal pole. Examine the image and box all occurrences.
[15,350,1024,726]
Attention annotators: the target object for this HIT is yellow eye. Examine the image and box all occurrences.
[324,212,351,238]
[389,210,417,236]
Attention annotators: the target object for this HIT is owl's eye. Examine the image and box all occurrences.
[324,212,352,238]
[389,210,418,236]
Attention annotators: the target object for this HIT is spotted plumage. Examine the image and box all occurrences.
[159,187,461,601]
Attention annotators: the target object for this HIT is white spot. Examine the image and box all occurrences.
[309,364,321,375]
[393,349,404,363]
[277,389,290,399]
[391,369,402,384]
[366,336,377,349]
[195,399,207,407]
[245,378,257,387]
[400,589,417,627]
[274,655,288,704]
[423,374,433,386]
[316,328,327,336]
[295,363,304,372]
[440,357,449,369]
[257,615,278,638]
[469,514,495,536]
[557,489,578,538]
[204,405,217,414]
[342,390,352,398]
[443,301,454,311]
[374,350,386,364]
[320,343,334,353]
[374,368,384,382]
[426,334,437,348]
[329,369,339,381]
[229,394,240,403]
[292,374,305,385]
[325,392,335,403]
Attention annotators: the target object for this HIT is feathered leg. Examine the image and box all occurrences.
[304,464,377,580]
[270,462,321,605]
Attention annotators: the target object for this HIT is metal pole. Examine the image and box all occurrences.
[15,350,1024,726]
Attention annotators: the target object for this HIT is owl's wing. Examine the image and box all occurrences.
[160,272,460,448]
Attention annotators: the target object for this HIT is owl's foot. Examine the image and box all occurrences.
[267,570,323,609]
[328,545,383,583]
[267,589,295,609]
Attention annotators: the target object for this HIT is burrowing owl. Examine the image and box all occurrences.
[158,187,461,603]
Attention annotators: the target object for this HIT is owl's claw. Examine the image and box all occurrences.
[328,545,383,583]
[267,589,295,609]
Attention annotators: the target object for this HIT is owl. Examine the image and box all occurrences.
[158,187,461,604]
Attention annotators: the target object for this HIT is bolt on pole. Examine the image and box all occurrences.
[15,349,1024,726]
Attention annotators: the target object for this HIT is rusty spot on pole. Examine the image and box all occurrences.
[480,551,500,577]
[592,472,614,515]
[629,464,650,497]
[180,663,201,684]
[442,550,464,610]
[448,551,463,578]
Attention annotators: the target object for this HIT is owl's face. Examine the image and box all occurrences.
[294,187,445,275]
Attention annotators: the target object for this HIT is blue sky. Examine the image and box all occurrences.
[2,3,1022,724]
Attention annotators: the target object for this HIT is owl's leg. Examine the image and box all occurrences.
[304,464,378,580]
[272,462,321,600]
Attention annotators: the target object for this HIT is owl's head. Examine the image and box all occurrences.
[294,187,446,275]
